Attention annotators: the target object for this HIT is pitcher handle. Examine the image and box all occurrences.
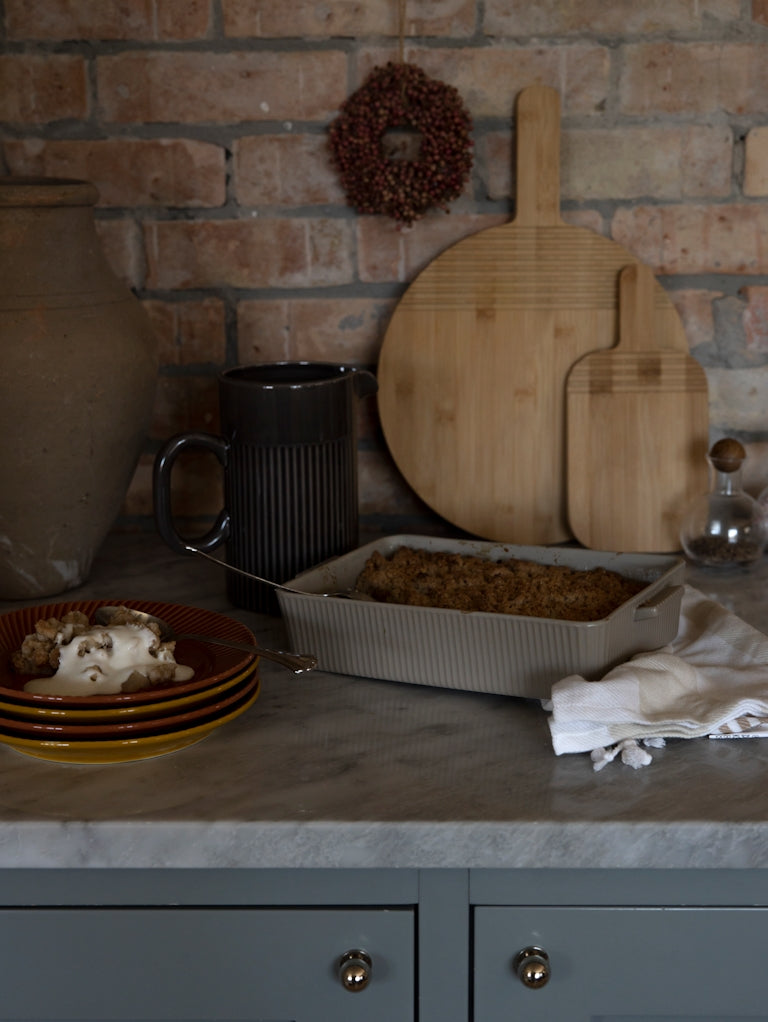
[353,368,378,399]
[153,432,230,555]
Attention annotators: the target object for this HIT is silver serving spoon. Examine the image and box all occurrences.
[94,606,318,675]
[182,545,374,601]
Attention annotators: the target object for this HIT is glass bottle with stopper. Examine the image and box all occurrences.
[680,437,767,567]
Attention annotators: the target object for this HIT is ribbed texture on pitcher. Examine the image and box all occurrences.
[225,438,358,613]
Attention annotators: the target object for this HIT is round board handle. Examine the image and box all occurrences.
[514,84,563,228]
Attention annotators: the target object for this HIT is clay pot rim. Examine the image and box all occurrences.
[0,176,99,208]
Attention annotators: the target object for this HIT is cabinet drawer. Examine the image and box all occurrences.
[474,905,768,1021]
[0,907,414,1021]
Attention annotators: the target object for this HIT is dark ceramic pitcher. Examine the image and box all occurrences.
[153,362,378,614]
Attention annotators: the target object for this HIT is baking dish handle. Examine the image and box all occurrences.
[633,584,684,621]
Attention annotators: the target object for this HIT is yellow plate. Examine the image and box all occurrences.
[0,671,259,740]
[0,681,260,764]
[0,661,256,723]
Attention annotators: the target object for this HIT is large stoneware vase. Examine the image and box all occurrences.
[0,177,158,599]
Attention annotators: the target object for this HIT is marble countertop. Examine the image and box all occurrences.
[2,533,768,871]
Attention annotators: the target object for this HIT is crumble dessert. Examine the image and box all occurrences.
[355,546,646,622]
[10,606,194,696]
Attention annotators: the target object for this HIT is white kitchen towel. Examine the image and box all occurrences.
[547,584,768,767]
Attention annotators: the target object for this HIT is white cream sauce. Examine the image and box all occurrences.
[23,624,194,697]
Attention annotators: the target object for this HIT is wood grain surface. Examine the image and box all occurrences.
[566,262,709,552]
[377,84,691,544]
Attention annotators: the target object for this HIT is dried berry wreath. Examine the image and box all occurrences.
[328,62,473,226]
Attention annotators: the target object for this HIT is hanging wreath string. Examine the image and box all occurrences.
[328,61,474,226]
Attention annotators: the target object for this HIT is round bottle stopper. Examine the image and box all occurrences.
[709,437,746,473]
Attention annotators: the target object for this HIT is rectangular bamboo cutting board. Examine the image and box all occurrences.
[566,263,709,552]
[376,84,691,545]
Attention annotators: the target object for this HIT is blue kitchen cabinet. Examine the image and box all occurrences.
[0,906,414,1021]
[0,906,415,1021]
[3,869,768,1020]
[471,869,768,1021]
[474,905,768,1020]
[0,869,469,1022]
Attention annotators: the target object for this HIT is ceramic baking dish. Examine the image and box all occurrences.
[278,535,686,700]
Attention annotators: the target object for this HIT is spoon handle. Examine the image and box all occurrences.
[179,632,317,674]
[184,546,305,595]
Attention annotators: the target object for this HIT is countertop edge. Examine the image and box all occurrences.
[2,819,767,870]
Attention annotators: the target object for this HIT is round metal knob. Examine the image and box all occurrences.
[338,949,372,992]
[513,946,550,989]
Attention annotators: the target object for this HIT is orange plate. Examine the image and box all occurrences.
[0,661,255,722]
[0,683,261,764]
[0,670,259,740]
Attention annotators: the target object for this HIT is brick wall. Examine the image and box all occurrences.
[3,0,768,539]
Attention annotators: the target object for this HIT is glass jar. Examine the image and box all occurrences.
[680,438,767,567]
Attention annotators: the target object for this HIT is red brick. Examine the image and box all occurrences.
[145,218,355,289]
[483,125,731,202]
[234,135,344,206]
[359,45,609,117]
[4,138,225,207]
[97,50,347,124]
[482,132,515,201]
[147,375,226,520]
[234,301,290,364]
[611,204,768,274]
[151,376,219,440]
[620,43,717,115]
[621,43,768,115]
[153,0,212,39]
[5,0,212,40]
[562,210,606,234]
[222,0,475,37]
[94,218,146,290]
[237,297,393,366]
[358,448,429,517]
[357,213,507,284]
[162,450,225,520]
[744,127,768,196]
[0,54,88,123]
[708,367,768,434]
[144,299,227,365]
[484,0,739,35]
[125,450,224,520]
[667,289,720,352]
[742,286,768,356]
[564,126,731,200]
[289,298,393,365]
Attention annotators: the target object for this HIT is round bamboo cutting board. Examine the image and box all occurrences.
[376,84,691,544]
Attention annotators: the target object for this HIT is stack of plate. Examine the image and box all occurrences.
[0,599,260,764]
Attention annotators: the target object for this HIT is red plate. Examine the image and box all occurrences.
[0,600,257,707]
